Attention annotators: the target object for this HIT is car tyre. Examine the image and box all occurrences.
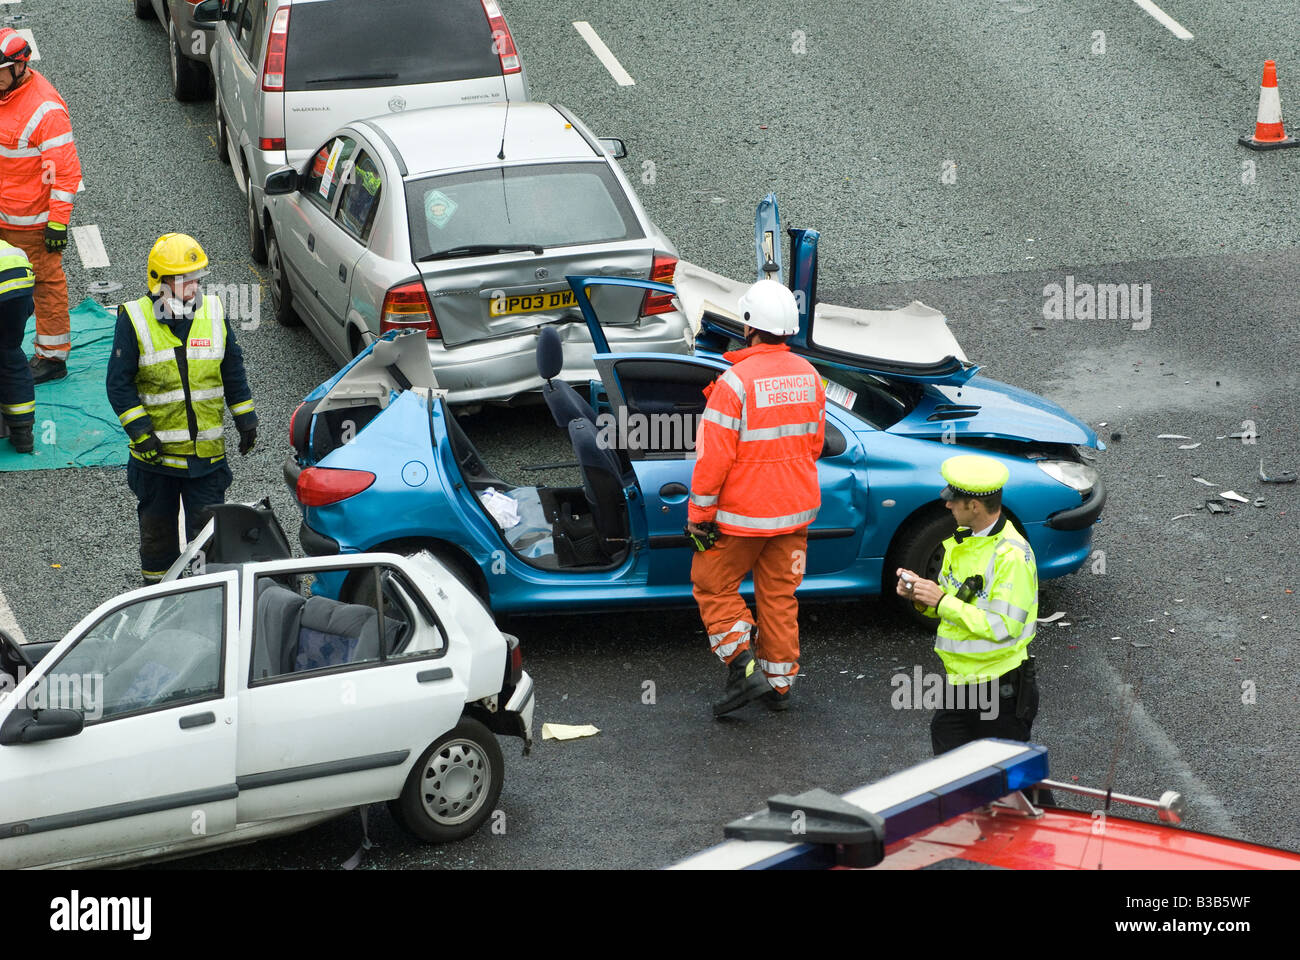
[215,105,231,164]
[169,20,212,102]
[133,0,153,20]
[391,717,504,843]
[247,180,267,264]
[267,228,301,327]
[885,508,957,627]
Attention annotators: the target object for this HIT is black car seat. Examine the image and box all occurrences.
[537,325,597,429]
[562,418,628,563]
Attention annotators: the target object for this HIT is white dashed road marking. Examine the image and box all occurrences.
[1132,0,1193,40]
[573,22,635,87]
[72,224,109,269]
[0,585,27,644]
[15,28,39,61]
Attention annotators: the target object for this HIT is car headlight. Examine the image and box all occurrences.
[1037,459,1098,494]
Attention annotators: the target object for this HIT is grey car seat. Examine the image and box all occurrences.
[253,582,307,680]
[292,596,381,672]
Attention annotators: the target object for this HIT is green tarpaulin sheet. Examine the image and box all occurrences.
[0,298,127,472]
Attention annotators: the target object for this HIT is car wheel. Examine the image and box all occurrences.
[247,180,267,264]
[885,508,957,627]
[267,228,301,327]
[169,20,212,102]
[133,0,153,20]
[215,106,230,164]
[391,718,504,843]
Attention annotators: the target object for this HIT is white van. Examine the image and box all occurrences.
[197,0,530,263]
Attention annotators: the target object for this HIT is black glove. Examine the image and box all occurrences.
[685,521,721,551]
[44,222,68,254]
[238,427,257,456]
[132,432,162,462]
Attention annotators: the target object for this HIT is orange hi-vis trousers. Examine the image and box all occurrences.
[0,228,69,361]
[691,529,807,696]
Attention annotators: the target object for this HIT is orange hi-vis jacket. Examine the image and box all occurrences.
[0,69,81,230]
[689,343,826,536]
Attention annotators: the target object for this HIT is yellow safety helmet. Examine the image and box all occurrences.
[147,233,209,294]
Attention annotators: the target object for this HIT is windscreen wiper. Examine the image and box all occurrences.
[306,73,399,84]
[418,243,544,263]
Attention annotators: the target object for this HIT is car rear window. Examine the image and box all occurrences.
[283,0,500,92]
[405,162,643,259]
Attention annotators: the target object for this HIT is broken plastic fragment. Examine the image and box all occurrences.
[1178,443,1201,450]
[1037,611,1066,623]
[1254,499,1266,508]
[1169,513,1194,521]
[1157,434,1191,440]
[1191,476,1216,486]
[1219,491,1249,503]
[1258,459,1297,484]
[541,723,600,741]
[1206,500,1229,514]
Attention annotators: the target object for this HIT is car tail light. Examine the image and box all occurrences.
[640,254,677,316]
[296,467,375,506]
[289,402,303,447]
[503,633,523,687]
[481,0,521,74]
[261,7,290,92]
[381,281,441,339]
[258,137,286,151]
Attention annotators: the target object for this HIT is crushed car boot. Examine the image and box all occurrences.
[6,422,32,453]
[29,355,67,385]
[713,650,770,717]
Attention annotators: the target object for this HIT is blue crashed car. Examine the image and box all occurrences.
[283,245,1105,621]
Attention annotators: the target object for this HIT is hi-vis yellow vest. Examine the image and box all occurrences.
[122,295,229,464]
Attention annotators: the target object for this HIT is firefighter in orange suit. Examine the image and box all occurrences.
[687,279,826,717]
[0,28,82,384]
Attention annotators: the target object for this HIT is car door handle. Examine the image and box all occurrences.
[338,264,347,282]
[307,234,315,252]
[659,482,689,502]
[179,711,215,729]
[417,668,453,683]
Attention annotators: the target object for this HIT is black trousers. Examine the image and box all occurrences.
[127,459,232,579]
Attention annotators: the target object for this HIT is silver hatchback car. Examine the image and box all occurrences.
[262,102,692,406]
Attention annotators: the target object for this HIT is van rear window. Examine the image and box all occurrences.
[283,0,502,92]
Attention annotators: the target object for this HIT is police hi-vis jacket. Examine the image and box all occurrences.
[921,514,1039,684]
[689,343,825,537]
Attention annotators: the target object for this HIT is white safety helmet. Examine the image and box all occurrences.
[737,279,799,336]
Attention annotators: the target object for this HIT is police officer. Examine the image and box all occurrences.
[895,454,1042,754]
[106,234,257,583]
[0,238,35,451]
[688,279,826,716]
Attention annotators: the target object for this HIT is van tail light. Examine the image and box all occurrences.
[640,254,678,316]
[261,7,290,91]
[381,281,441,339]
[258,137,286,151]
[481,0,521,74]
[296,467,375,506]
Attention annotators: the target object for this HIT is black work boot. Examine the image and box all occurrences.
[712,650,770,717]
[763,687,791,712]
[6,422,33,453]
[29,356,67,385]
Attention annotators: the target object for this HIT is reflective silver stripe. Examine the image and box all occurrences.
[757,659,796,676]
[119,406,148,426]
[768,675,792,690]
[935,633,1018,654]
[0,145,39,159]
[1,401,34,415]
[18,101,65,147]
[229,399,254,416]
[718,370,745,403]
[139,388,187,406]
[33,333,69,345]
[976,598,1030,622]
[689,493,718,507]
[195,427,224,441]
[37,132,75,152]
[708,620,752,645]
[138,349,174,367]
[153,429,192,442]
[32,345,67,358]
[713,637,745,661]
[157,455,189,469]
[986,616,1011,642]
[739,420,820,442]
[49,189,76,203]
[701,408,740,431]
[187,349,225,360]
[714,507,818,530]
[190,387,225,402]
[0,210,48,225]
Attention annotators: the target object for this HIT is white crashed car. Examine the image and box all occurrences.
[0,501,533,869]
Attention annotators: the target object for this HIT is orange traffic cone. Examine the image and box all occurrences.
[1240,60,1298,149]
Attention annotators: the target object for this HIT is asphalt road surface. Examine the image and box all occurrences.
[1,0,1296,868]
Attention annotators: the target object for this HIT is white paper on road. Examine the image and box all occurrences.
[542,723,600,741]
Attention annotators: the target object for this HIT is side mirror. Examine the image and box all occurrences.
[192,0,224,24]
[264,167,299,196]
[598,137,627,160]
[0,708,85,745]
